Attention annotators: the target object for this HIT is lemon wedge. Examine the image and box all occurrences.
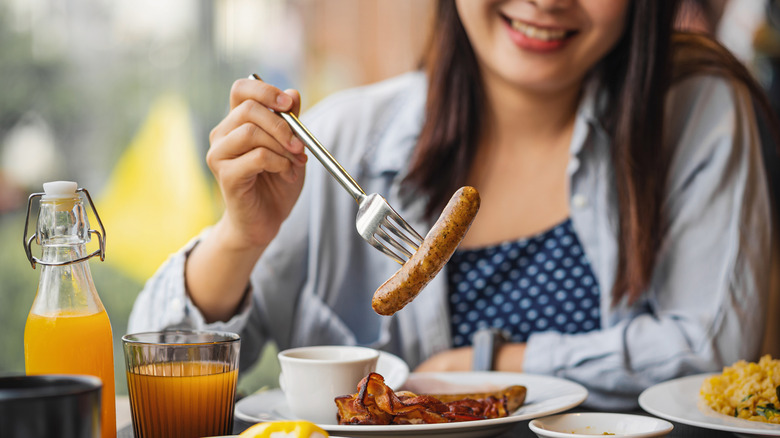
[238,420,329,438]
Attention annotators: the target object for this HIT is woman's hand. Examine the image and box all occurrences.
[207,77,308,252]
[185,78,308,323]
[414,343,526,372]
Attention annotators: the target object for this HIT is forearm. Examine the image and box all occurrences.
[414,343,526,372]
[185,219,266,323]
[495,343,526,372]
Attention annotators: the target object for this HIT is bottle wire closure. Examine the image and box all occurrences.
[23,187,107,269]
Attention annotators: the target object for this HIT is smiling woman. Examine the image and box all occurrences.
[128,0,776,411]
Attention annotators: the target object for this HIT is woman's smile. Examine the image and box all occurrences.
[502,15,578,52]
[456,0,629,94]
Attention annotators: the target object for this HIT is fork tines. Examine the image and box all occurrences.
[373,215,424,265]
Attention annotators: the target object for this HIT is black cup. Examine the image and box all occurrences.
[0,374,102,438]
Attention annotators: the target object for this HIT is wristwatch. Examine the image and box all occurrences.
[471,327,509,371]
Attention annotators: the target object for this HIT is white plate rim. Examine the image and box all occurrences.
[235,371,588,435]
[638,373,780,436]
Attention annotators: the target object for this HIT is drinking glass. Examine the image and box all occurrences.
[122,330,240,438]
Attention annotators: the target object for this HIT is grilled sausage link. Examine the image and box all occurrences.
[426,385,527,413]
[372,186,480,315]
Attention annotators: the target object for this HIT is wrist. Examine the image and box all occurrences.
[185,220,263,323]
[213,216,268,256]
[494,342,525,372]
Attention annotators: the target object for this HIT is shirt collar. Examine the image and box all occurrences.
[572,76,609,156]
[361,73,428,178]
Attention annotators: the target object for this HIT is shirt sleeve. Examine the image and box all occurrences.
[523,75,773,409]
[127,229,254,334]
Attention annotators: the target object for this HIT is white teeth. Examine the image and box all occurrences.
[510,20,567,41]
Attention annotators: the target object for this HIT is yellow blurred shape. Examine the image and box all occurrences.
[96,94,216,282]
[239,420,329,437]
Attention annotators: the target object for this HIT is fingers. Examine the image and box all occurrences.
[283,88,302,118]
[209,79,308,179]
[230,77,298,114]
[208,122,303,184]
[208,76,310,192]
[211,100,306,165]
[215,143,303,187]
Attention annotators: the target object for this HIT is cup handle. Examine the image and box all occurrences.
[278,372,286,392]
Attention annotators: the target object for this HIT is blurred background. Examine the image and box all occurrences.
[0,0,778,398]
[0,0,434,396]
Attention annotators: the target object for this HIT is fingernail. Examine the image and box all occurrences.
[295,152,308,166]
[276,93,292,109]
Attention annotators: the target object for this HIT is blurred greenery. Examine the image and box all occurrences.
[0,0,284,397]
[0,0,431,411]
[0,210,44,374]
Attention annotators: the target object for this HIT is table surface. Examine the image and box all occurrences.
[115,396,747,438]
[117,396,131,432]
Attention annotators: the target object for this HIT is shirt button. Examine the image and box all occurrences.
[567,157,580,174]
[572,194,588,208]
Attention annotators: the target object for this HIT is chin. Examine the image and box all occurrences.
[494,67,583,95]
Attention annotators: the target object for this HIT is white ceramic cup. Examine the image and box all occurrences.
[277,345,379,424]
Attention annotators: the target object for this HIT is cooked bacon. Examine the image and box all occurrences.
[335,373,514,425]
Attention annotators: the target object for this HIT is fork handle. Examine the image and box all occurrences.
[279,111,366,203]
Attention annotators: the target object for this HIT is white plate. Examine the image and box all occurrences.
[529,412,673,437]
[235,371,588,438]
[638,373,780,437]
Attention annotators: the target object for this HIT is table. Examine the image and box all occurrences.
[116,399,745,438]
[234,416,742,437]
[116,395,132,432]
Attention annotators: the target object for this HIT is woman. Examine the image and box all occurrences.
[129,0,772,408]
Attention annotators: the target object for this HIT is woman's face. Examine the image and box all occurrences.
[456,0,630,95]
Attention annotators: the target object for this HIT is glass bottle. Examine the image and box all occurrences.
[23,181,116,438]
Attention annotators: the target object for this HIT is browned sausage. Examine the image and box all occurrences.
[425,385,527,412]
[372,186,480,315]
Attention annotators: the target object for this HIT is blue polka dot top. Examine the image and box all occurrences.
[447,218,601,347]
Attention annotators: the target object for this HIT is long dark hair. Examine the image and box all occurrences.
[403,0,484,212]
[403,0,773,304]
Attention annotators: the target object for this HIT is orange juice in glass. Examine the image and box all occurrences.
[122,331,240,438]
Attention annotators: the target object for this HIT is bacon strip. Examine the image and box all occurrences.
[335,373,514,425]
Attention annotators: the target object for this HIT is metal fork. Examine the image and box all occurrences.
[250,74,423,264]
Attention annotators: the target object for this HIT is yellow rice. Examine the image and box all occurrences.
[700,355,780,423]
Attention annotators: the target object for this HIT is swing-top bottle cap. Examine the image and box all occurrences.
[42,181,78,200]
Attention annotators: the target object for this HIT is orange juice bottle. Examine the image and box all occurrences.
[23,181,116,438]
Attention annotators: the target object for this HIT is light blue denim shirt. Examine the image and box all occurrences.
[129,70,772,409]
